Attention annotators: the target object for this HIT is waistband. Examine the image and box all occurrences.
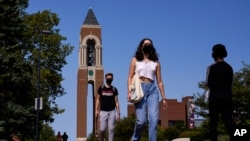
[139,76,154,83]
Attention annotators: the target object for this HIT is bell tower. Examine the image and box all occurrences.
[76,8,103,141]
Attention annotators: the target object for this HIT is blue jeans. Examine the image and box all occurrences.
[132,82,159,141]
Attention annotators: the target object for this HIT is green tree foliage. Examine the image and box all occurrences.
[0,0,31,140]
[25,123,56,141]
[232,62,250,125]
[23,9,74,117]
[194,62,250,125]
[0,0,74,140]
[39,123,56,141]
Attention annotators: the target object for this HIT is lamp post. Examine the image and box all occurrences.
[35,30,53,141]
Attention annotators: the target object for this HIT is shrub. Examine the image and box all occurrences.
[164,127,180,141]
[179,130,205,141]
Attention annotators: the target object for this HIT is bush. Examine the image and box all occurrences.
[218,134,230,141]
[164,127,180,141]
[179,130,205,141]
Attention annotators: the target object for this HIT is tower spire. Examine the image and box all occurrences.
[83,8,99,25]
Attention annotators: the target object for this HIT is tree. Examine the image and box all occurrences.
[0,0,31,140]
[23,9,74,119]
[39,123,57,141]
[25,123,56,141]
[232,62,250,125]
[0,1,74,140]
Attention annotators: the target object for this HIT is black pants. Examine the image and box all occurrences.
[209,99,233,141]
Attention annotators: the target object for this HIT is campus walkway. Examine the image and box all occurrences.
[172,138,190,141]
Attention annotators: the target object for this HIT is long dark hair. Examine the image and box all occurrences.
[134,38,159,61]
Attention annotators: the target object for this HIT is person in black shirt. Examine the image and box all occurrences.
[62,132,68,141]
[206,44,233,141]
[95,73,120,141]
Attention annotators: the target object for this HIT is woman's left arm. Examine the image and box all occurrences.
[156,61,166,99]
[156,61,167,109]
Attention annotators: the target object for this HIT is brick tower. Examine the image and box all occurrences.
[76,8,103,141]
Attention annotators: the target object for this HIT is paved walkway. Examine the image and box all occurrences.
[172,138,190,141]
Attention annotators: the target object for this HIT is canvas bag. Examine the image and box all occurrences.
[129,72,144,103]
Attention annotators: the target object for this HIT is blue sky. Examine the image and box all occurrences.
[27,0,250,140]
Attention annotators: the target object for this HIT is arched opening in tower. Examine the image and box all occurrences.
[87,39,96,66]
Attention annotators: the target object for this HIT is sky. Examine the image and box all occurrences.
[26,0,250,140]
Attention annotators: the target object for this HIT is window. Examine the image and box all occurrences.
[87,39,95,66]
[168,120,176,126]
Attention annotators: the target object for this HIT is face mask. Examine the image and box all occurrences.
[106,78,113,84]
[143,45,153,54]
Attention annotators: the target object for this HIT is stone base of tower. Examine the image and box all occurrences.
[76,137,87,141]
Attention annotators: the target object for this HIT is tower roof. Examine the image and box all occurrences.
[83,8,99,25]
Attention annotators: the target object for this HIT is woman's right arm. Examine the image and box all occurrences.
[127,57,136,101]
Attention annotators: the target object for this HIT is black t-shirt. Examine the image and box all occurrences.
[98,85,118,111]
[206,61,233,100]
[62,134,68,141]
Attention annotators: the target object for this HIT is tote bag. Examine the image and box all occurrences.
[129,72,144,103]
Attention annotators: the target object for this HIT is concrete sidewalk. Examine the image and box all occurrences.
[172,138,190,141]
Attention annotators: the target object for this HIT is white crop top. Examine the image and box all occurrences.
[135,61,157,80]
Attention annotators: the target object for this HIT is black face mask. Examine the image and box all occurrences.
[143,45,153,54]
[106,79,113,84]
